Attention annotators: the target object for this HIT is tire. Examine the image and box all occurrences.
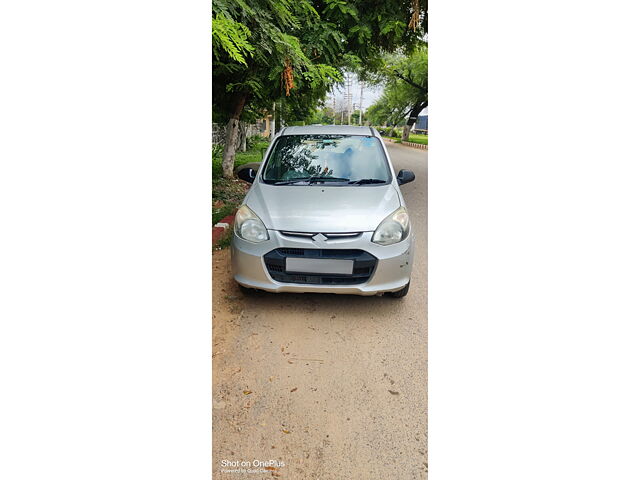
[388,281,410,298]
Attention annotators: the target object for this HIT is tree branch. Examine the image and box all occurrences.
[393,70,427,93]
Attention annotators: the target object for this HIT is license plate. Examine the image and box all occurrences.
[285,258,354,275]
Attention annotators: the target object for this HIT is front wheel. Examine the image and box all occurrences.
[388,281,410,298]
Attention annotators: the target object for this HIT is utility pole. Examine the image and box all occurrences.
[332,93,336,125]
[344,74,352,125]
[270,102,275,140]
[359,82,364,126]
[348,76,351,125]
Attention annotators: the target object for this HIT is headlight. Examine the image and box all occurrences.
[371,207,410,245]
[234,205,269,243]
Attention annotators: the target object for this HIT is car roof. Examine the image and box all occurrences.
[277,125,380,137]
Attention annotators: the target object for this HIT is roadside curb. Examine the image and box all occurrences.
[213,213,236,246]
[402,141,428,150]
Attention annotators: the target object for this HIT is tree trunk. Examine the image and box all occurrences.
[402,124,412,141]
[275,100,283,132]
[402,101,428,142]
[221,93,248,179]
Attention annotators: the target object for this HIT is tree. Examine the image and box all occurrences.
[393,45,428,140]
[305,105,335,125]
[213,0,429,178]
[213,0,342,178]
[365,44,427,140]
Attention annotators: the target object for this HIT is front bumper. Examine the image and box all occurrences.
[231,230,414,295]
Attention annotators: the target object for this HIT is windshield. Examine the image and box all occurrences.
[261,135,391,185]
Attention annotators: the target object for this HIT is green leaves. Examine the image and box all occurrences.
[348,25,372,43]
[212,14,254,65]
[380,20,406,37]
[323,0,359,21]
[225,79,263,97]
[366,44,428,126]
[213,0,428,127]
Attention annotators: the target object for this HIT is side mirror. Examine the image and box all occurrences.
[397,169,415,185]
[237,167,256,183]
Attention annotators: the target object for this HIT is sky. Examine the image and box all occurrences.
[327,78,427,117]
[328,79,383,111]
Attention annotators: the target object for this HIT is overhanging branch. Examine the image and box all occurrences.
[393,70,427,93]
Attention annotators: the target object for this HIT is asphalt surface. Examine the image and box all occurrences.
[213,141,427,479]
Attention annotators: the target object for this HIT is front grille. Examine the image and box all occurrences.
[280,231,361,240]
[263,248,377,285]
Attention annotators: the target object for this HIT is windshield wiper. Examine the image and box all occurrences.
[308,176,350,183]
[348,178,387,185]
[273,178,311,185]
[273,176,349,185]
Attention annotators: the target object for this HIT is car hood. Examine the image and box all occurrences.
[245,183,401,232]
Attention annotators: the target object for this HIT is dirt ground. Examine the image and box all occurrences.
[213,143,427,480]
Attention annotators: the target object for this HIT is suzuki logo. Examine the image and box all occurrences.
[311,233,328,244]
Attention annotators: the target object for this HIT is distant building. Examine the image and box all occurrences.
[414,115,428,134]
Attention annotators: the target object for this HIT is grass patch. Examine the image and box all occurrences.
[212,201,237,225]
[214,227,233,250]
[233,140,270,167]
[405,134,428,145]
[383,135,428,145]
[212,140,269,179]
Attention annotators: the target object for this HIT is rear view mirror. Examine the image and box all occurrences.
[238,168,256,183]
[397,169,415,185]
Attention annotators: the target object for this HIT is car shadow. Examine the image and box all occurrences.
[239,289,407,316]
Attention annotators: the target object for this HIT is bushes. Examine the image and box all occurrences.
[375,126,400,138]
[374,127,428,145]
[212,143,223,159]
[381,127,400,138]
[246,134,264,150]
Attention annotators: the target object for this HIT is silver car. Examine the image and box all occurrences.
[231,125,415,297]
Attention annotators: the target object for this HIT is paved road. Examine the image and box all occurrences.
[213,142,427,479]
